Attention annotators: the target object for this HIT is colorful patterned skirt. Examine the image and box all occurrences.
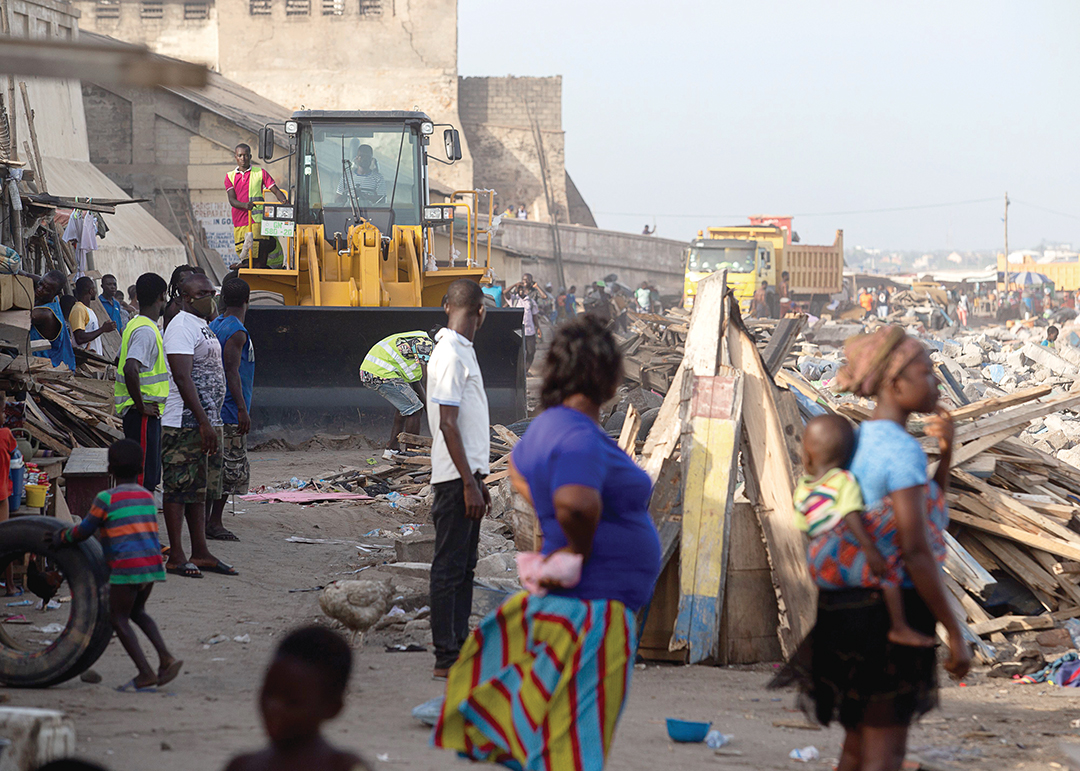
[433,591,638,771]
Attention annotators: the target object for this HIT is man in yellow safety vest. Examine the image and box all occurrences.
[359,330,434,460]
[225,143,288,269]
[115,272,170,492]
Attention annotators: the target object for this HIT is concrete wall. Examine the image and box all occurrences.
[5,0,186,287]
[72,0,472,192]
[459,76,574,224]
[494,219,687,296]
[83,81,292,266]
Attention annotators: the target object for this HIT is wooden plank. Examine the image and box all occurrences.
[949,424,1022,467]
[718,501,782,664]
[952,469,1080,545]
[760,315,807,377]
[948,385,1054,423]
[642,271,728,481]
[673,370,743,663]
[950,510,1080,563]
[491,424,520,448]
[617,403,640,456]
[726,297,815,657]
[950,392,1080,446]
[1030,548,1080,609]
[970,532,1059,597]
[943,530,997,599]
[970,614,1054,636]
[85,297,121,362]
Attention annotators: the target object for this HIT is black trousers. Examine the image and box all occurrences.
[524,334,537,371]
[122,410,162,492]
[430,473,482,670]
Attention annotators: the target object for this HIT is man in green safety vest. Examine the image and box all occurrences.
[359,330,435,460]
[115,272,170,492]
[225,143,288,269]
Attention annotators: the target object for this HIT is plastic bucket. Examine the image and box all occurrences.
[24,484,47,509]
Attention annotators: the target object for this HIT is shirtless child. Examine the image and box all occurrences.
[223,626,373,771]
[795,414,935,647]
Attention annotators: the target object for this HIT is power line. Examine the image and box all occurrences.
[594,196,1001,220]
[1012,199,1080,222]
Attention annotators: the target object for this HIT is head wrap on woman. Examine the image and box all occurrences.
[836,325,926,398]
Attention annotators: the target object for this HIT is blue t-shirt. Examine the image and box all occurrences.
[31,297,76,371]
[511,406,661,610]
[209,314,254,424]
[101,296,124,329]
[849,420,928,508]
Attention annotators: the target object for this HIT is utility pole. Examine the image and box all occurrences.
[1003,191,1010,293]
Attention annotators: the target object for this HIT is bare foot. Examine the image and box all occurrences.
[888,626,936,648]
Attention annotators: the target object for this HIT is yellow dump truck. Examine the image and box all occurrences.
[683,224,845,314]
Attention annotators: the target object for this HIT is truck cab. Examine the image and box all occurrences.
[682,237,775,312]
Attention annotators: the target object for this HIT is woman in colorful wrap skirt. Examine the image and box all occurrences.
[772,326,972,771]
[433,315,662,770]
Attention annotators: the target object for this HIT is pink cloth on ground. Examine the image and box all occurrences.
[515,551,584,596]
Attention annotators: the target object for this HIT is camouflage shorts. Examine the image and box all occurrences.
[218,424,250,495]
[161,426,223,504]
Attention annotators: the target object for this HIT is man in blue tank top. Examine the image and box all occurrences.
[207,278,254,542]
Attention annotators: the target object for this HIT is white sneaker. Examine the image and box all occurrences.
[382,449,400,460]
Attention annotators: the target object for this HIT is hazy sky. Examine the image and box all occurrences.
[459,1,1080,252]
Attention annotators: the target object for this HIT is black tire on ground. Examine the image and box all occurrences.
[604,411,626,438]
[249,290,285,306]
[0,517,112,688]
[636,407,661,441]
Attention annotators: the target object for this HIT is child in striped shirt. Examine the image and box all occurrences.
[53,439,182,691]
[794,415,934,648]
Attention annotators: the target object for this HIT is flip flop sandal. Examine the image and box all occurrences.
[206,529,240,542]
[116,679,158,693]
[157,659,183,687]
[166,562,203,579]
[196,560,238,576]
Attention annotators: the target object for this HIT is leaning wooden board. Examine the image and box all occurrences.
[725,297,815,658]
[673,369,743,663]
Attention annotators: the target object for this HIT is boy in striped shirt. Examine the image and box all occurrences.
[52,439,182,691]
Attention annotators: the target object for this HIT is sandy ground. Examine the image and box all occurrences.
[5,448,1080,770]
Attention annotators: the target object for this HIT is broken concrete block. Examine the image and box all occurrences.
[942,341,963,359]
[475,551,517,579]
[0,708,76,770]
[1033,366,1052,383]
[383,562,432,579]
[1045,431,1072,452]
[958,344,984,367]
[394,534,436,564]
[1006,349,1027,369]
[1023,342,1079,377]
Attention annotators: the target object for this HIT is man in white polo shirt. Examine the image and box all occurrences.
[427,279,490,679]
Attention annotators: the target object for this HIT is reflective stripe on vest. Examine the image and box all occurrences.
[114,316,169,414]
[359,331,429,382]
[227,167,265,224]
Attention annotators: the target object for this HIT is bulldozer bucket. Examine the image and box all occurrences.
[245,306,527,441]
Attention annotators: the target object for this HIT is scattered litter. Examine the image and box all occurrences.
[242,491,372,504]
[5,600,31,607]
[32,623,64,634]
[789,746,819,762]
[387,606,406,616]
[412,696,444,726]
[203,634,229,645]
[233,634,251,644]
[705,731,732,749]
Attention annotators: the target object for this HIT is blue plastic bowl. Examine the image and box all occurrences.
[666,717,711,743]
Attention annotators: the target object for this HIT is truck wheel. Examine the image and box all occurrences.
[0,517,112,688]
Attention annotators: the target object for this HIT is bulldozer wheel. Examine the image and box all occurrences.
[0,517,112,688]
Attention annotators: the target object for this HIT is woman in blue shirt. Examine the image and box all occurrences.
[773,326,970,771]
[435,316,660,771]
